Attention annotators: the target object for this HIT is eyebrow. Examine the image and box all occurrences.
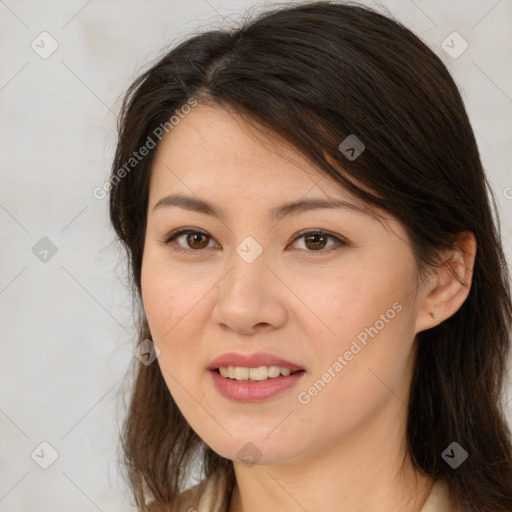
[152,193,369,222]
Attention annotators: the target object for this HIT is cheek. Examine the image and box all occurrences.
[140,263,208,404]
[141,255,211,341]
[140,256,216,409]
[293,304,415,454]
[291,263,398,344]
[293,261,417,408]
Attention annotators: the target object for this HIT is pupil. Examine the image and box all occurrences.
[306,234,326,250]
[188,233,208,248]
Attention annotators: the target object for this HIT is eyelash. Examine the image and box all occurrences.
[161,228,347,254]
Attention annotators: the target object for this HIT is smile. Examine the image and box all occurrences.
[217,365,300,381]
[210,367,306,402]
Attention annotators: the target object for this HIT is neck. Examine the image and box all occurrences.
[227,399,434,512]
[229,457,433,512]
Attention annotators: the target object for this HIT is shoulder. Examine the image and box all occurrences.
[420,479,460,512]
[176,477,216,511]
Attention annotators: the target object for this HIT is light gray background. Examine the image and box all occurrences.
[1,0,511,510]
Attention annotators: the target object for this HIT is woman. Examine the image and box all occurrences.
[109,2,512,511]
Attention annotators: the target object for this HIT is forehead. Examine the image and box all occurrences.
[146,104,411,246]
[149,104,361,207]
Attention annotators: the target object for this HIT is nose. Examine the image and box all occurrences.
[211,248,287,334]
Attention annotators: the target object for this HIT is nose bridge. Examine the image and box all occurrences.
[225,237,268,297]
[212,238,287,332]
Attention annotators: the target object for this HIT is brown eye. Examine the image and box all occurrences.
[164,229,216,252]
[290,230,344,252]
[186,232,210,249]
[304,233,328,251]
[164,229,345,254]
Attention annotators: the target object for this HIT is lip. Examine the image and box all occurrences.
[210,368,306,402]
[207,352,305,372]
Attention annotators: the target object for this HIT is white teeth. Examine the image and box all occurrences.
[217,365,297,381]
[249,366,268,381]
[267,366,281,378]
[235,366,249,380]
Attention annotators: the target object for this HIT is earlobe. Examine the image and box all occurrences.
[415,231,477,333]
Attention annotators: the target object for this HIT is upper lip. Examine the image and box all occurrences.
[208,352,305,372]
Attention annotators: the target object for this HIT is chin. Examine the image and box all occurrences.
[206,436,302,467]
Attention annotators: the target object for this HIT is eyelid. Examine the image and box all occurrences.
[161,227,347,253]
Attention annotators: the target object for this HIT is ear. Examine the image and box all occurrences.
[414,231,477,333]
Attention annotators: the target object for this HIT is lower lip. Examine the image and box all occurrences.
[210,369,306,403]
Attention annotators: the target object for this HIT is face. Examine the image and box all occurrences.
[141,104,428,466]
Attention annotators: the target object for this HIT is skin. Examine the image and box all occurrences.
[141,104,476,512]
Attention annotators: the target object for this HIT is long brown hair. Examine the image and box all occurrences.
[109,2,512,510]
